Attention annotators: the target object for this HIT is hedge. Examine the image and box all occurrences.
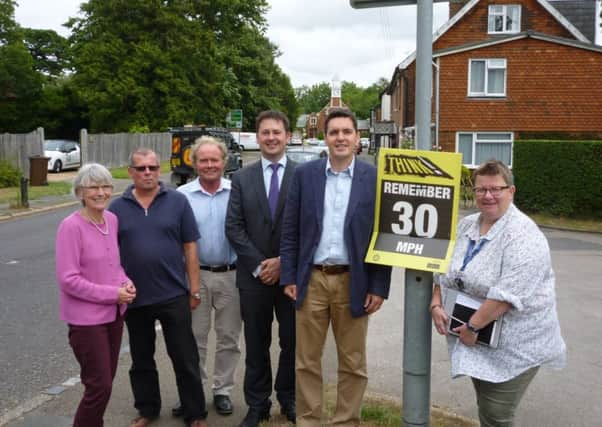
[513,140,602,218]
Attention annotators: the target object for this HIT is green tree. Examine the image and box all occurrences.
[22,28,71,78]
[342,78,388,119]
[0,0,18,45]
[0,0,43,132]
[67,0,228,132]
[196,0,297,129]
[295,82,331,114]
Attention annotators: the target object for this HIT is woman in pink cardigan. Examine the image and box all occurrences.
[55,163,136,427]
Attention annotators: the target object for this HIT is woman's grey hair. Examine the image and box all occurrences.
[72,163,114,202]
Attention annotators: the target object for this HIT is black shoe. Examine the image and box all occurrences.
[171,402,183,417]
[280,402,296,424]
[238,408,270,427]
[213,394,233,416]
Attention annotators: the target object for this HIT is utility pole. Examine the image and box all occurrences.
[350,1,435,425]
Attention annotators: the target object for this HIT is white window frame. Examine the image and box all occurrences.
[456,131,514,168]
[468,58,507,97]
[488,4,521,34]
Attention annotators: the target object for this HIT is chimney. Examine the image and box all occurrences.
[449,0,469,19]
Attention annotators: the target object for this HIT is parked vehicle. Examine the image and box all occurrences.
[286,146,328,163]
[44,140,81,172]
[360,138,369,148]
[231,132,259,151]
[289,137,303,146]
[169,126,242,186]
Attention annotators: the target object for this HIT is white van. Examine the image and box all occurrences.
[231,132,259,151]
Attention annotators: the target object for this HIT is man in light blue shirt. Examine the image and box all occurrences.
[177,136,240,417]
[281,109,391,426]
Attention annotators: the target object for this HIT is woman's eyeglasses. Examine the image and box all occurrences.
[472,186,509,197]
[130,165,160,172]
[82,184,114,192]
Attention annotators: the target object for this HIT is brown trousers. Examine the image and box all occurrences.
[296,270,369,427]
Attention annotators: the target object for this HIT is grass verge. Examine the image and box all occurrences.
[109,161,170,179]
[260,386,477,426]
[527,212,602,233]
[0,181,72,207]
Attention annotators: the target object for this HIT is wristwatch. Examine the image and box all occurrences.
[466,320,480,334]
[191,292,201,301]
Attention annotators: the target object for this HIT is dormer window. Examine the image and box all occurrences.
[488,5,521,34]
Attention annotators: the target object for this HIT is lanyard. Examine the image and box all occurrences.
[460,239,487,272]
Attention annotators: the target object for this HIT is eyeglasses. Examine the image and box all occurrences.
[82,184,113,192]
[130,165,160,172]
[473,186,510,197]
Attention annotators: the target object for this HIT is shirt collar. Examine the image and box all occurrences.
[193,177,231,196]
[465,203,517,241]
[325,156,355,178]
[261,155,287,172]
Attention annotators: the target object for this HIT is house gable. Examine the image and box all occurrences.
[434,0,586,51]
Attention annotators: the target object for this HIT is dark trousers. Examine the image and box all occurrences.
[68,313,124,427]
[239,286,295,411]
[125,295,207,421]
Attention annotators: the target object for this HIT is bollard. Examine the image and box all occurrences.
[20,177,29,208]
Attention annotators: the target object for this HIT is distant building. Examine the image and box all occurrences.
[305,76,350,139]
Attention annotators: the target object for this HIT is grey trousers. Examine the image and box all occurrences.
[471,366,539,427]
[192,269,242,396]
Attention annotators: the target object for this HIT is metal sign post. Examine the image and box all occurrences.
[350,1,435,426]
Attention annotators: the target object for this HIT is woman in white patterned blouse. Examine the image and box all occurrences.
[430,160,566,427]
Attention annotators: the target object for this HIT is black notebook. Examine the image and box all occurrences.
[443,289,503,348]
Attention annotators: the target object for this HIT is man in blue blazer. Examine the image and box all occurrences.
[280,109,392,426]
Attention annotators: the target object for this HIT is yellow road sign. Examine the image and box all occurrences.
[366,148,462,273]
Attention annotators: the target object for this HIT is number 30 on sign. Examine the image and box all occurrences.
[365,149,462,273]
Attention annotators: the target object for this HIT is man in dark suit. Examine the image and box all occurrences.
[226,110,296,427]
[280,109,392,427]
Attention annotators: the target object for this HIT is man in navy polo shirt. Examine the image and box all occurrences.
[109,147,207,427]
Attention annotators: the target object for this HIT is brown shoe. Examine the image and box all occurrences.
[130,415,157,427]
[189,419,208,427]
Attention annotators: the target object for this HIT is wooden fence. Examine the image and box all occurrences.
[81,130,171,168]
[0,128,44,177]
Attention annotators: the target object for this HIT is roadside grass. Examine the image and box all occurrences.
[527,212,602,233]
[260,386,477,426]
[0,181,72,207]
[109,161,170,179]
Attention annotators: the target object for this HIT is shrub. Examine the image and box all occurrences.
[0,160,22,188]
[513,140,602,218]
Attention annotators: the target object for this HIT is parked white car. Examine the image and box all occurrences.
[44,140,81,172]
[230,132,259,151]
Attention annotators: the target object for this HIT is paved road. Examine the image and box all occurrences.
[356,228,602,427]
[1,150,600,426]
[0,205,79,414]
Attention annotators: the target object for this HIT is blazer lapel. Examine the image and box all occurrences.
[314,159,327,231]
[251,161,272,220]
[345,160,365,227]
[274,160,296,223]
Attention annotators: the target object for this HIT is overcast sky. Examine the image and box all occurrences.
[14,0,602,89]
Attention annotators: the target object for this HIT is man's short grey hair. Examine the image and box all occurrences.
[129,147,160,165]
[190,136,228,163]
[72,163,113,200]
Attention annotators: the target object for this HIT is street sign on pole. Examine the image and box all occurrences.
[226,109,243,129]
[351,1,438,426]
[366,148,462,273]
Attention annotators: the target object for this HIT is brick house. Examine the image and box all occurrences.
[380,0,602,167]
[305,76,349,139]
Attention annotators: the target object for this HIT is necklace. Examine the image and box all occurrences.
[81,210,109,235]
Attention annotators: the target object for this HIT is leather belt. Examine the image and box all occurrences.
[199,264,236,273]
[313,264,349,275]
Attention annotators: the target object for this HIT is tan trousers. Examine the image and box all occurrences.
[296,270,369,427]
[191,269,242,396]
